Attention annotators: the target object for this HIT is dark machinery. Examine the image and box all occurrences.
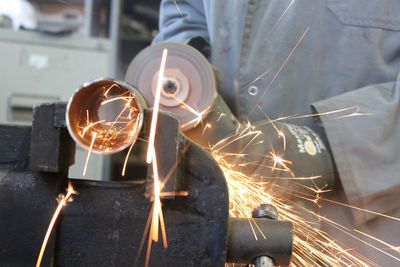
[0,43,293,267]
[0,101,292,266]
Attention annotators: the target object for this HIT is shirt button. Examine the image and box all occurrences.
[248,85,258,96]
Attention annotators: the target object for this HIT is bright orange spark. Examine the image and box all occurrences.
[121,117,142,176]
[83,132,97,176]
[209,123,384,266]
[36,181,78,267]
[248,217,259,240]
[216,113,226,122]
[143,139,168,267]
[320,197,400,222]
[103,83,121,97]
[167,93,205,127]
[259,106,371,126]
[256,109,287,150]
[269,151,294,175]
[121,141,135,177]
[135,144,191,267]
[80,120,105,137]
[202,123,212,135]
[250,217,267,239]
[146,49,168,163]
[354,229,400,255]
[100,96,134,106]
[143,48,169,267]
[160,191,189,197]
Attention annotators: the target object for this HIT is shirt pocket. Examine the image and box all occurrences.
[327,0,400,31]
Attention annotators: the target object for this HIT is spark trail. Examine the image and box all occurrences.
[144,49,169,267]
[36,181,78,267]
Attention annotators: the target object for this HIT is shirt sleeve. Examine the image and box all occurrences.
[153,0,209,44]
[312,71,400,226]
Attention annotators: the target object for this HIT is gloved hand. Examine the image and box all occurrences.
[184,95,335,196]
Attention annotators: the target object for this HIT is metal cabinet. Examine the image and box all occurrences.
[0,29,111,180]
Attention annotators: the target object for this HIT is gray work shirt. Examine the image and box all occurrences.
[154,0,400,264]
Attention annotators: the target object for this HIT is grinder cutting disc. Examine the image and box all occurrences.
[125,42,217,131]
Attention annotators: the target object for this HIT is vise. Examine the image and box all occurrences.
[0,100,292,267]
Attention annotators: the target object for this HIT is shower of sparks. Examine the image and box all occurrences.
[175,89,399,266]
[36,181,78,267]
[215,125,400,265]
[211,127,382,266]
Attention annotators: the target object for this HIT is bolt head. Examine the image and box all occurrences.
[252,204,279,220]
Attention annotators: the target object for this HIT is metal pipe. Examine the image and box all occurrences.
[66,78,146,154]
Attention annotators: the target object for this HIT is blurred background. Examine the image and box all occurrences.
[0,0,160,180]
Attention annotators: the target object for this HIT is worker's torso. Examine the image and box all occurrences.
[205,0,400,123]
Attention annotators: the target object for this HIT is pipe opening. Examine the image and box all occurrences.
[66,79,146,154]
